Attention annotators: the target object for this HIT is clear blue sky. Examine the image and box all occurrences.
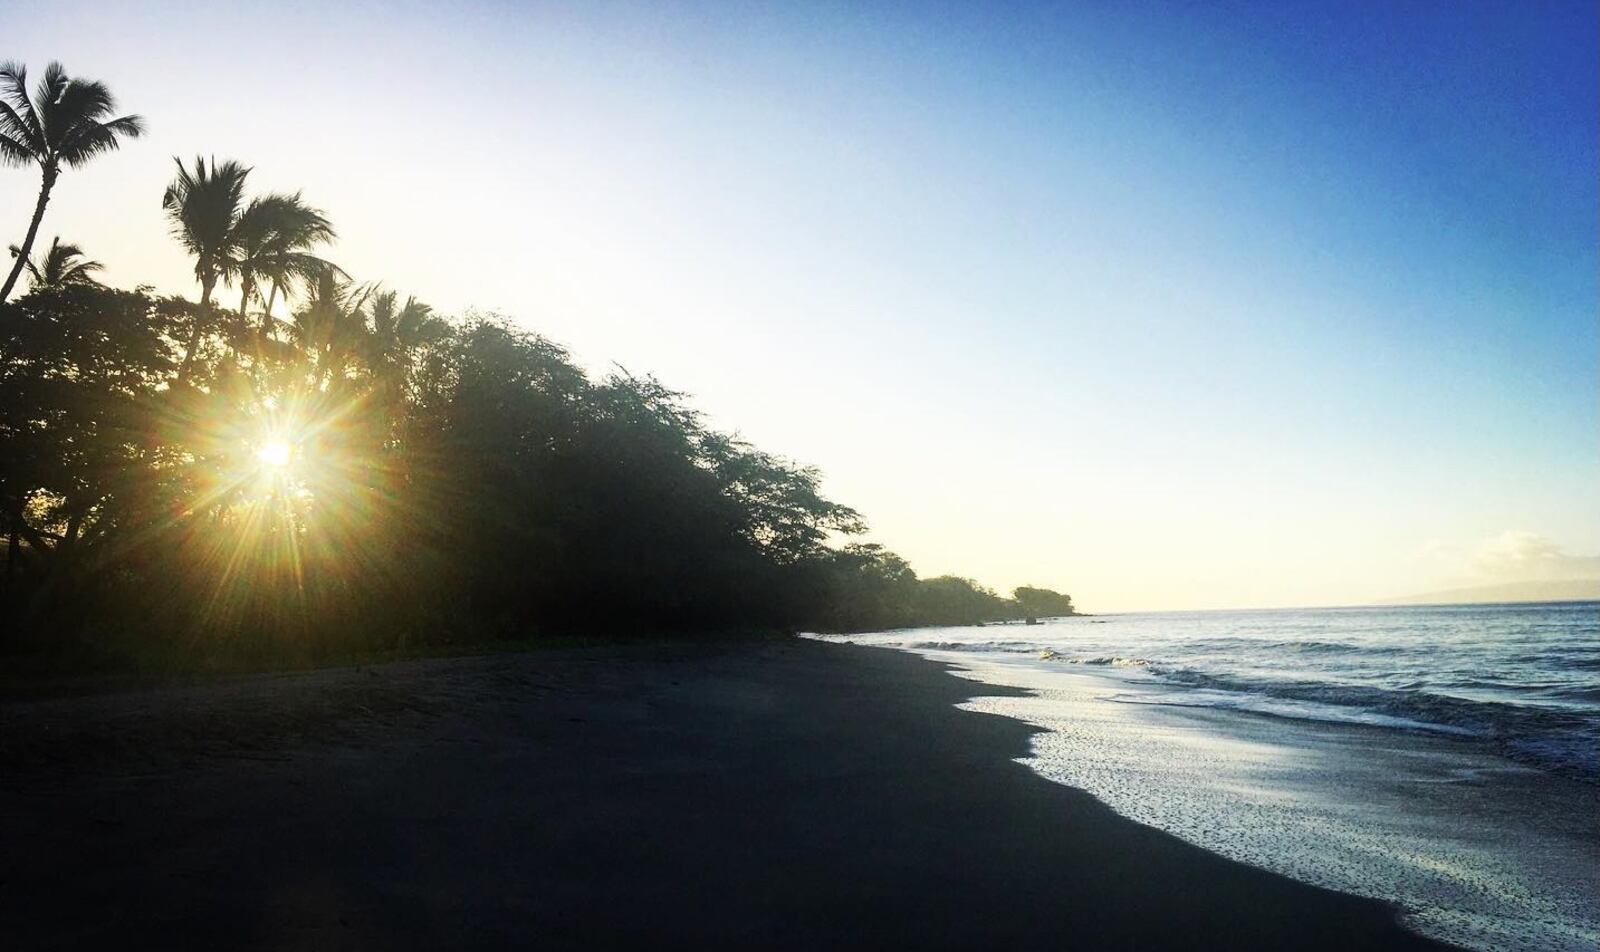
[5,0,1596,609]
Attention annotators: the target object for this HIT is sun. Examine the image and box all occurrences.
[256,439,292,468]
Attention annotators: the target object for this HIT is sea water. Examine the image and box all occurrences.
[810,602,1600,951]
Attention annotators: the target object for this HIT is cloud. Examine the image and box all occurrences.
[1470,530,1600,582]
[1411,539,1456,562]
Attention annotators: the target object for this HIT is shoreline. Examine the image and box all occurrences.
[1,638,1450,949]
[934,652,1599,952]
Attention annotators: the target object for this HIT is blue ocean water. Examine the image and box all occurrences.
[835,601,1600,781]
[811,601,1600,951]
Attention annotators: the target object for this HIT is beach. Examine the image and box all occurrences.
[817,605,1600,951]
[1,638,1447,950]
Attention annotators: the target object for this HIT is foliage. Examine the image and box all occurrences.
[8,236,103,291]
[229,191,338,320]
[1,145,1073,668]
[0,61,143,302]
[0,61,144,171]
[800,546,1075,632]
[1013,586,1075,619]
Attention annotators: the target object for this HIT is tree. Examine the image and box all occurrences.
[161,156,251,378]
[699,429,864,565]
[0,285,178,613]
[1012,586,1075,619]
[7,236,103,291]
[365,290,447,398]
[231,192,337,323]
[914,576,1007,626]
[810,543,922,631]
[289,270,374,384]
[0,62,144,302]
[2,136,1070,658]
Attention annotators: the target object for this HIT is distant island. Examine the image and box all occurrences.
[1376,579,1600,607]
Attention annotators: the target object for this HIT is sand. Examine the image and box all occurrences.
[0,638,1452,950]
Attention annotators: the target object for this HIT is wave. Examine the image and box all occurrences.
[893,641,1158,668]
[897,640,1045,654]
[815,610,1600,781]
[1102,667,1599,781]
[890,640,1598,780]
[1038,652,1152,667]
[1102,689,1483,737]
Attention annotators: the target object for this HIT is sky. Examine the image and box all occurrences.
[3,0,1596,611]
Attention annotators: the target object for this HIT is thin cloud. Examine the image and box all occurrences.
[1471,530,1600,582]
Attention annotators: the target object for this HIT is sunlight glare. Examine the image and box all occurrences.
[257,440,292,468]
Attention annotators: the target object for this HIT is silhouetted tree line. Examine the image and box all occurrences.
[0,60,1072,668]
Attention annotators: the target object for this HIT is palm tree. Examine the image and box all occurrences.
[231,192,338,324]
[366,290,448,402]
[258,206,340,322]
[6,236,103,291]
[0,61,144,302]
[291,271,373,385]
[162,156,251,378]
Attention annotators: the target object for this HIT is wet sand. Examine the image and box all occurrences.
[0,638,1452,950]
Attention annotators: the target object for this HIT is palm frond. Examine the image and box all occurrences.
[230,192,340,315]
[0,100,42,156]
[57,261,103,285]
[0,61,27,101]
[162,155,251,264]
[232,193,299,247]
[52,77,115,126]
[398,298,446,345]
[346,282,376,318]
[272,251,341,282]
[31,62,69,141]
[0,129,34,165]
[10,236,104,290]
[8,242,40,282]
[47,237,84,258]
[56,113,144,167]
[45,238,103,287]
[0,62,42,144]
[253,191,336,244]
[368,289,399,333]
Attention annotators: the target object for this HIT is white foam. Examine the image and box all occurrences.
[1102,688,1483,736]
[939,654,1600,952]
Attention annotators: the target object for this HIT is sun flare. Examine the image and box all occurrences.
[256,440,292,468]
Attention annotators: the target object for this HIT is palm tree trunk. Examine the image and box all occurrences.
[236,276,260,356]
[0,164,59,303]
[176,274,217,383]
[264,281,281,321]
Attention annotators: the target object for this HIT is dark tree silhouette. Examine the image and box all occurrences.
[0,61,143,302]
[0,145,1073,666]
[1013,586,1074,619]
[161,156,251,379]
[7,236,103,291]
[231,191,338,324]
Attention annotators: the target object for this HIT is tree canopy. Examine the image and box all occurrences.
[1013,586,1076,619]
[1,136,1074,670]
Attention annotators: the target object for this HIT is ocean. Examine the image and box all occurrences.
[810,601,1600,952]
